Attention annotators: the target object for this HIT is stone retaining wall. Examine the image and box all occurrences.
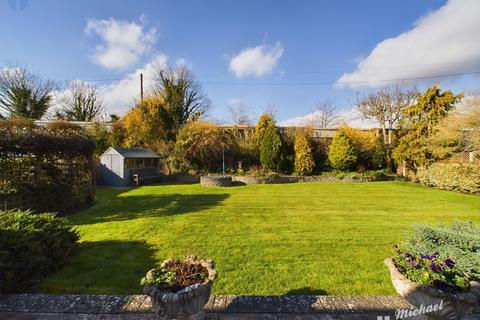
[232,174,392,185]
[167,174,393,186]
[200,176,233,187]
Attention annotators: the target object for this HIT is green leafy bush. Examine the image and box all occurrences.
[392,221,480,293]
[259,123,284,172]
[417,163,480,194]
[294,129,315,176]
[330,169,393,181]
[0,210,79,293]
[328,129,357,171]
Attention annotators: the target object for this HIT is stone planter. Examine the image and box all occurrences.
[385,258,480,319]
[144,256,217,320]
[200,175,232,187]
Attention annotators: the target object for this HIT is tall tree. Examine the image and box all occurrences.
[306,100,339,128]
[393,84,463,171]
[151,64,211,130]
[253,112,275,151]
[260,122,284,172]
[294,128,315,176]
[357,85,419,144]
[123,95,170,149]
[0,66,54,119]
[55,80,104,121]
[428,94,480,159]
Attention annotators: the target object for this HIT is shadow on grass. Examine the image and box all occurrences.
[285,287,328,295]
[37,240,158,294]
[77,192,230,225]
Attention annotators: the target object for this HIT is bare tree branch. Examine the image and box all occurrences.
[357,84,419,143]
[228,104,252,125]
[55,80,104,121]
[306,100,339,128]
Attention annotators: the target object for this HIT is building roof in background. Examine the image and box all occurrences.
[103,147,160,159]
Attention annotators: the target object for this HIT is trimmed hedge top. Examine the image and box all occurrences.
[0,128,95,158]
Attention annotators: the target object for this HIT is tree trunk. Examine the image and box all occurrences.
[381,124,394,171]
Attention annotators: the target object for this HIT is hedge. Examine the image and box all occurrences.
[0,210,79,292]
[417,163,480,194]
[0,127,95,157]
[0,128,96,213]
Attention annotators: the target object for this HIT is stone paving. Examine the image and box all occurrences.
[0,294,479,320]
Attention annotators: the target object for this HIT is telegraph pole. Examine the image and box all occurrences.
[140,73,144,101]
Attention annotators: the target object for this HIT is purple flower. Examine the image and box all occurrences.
[433,279,449,291]
[444,258,455,268]
[432,252,440,259]
[421,255,432,260]
[430,262,442,273]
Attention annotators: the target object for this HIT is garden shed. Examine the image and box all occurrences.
[99,147,162,187]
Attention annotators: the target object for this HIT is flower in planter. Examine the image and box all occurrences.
[391,245,472,293]
[141,256,217,320]
[140,258,210,292]
[444,258,455,268]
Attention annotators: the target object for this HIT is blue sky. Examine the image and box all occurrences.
[1,0,479,125]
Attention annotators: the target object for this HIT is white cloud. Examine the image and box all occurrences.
[280,108,377,129]
[227,98,242,106]
[229,42,283,78]
[337,0,480,87]
[101,54,168,114]
[85,17,157,70]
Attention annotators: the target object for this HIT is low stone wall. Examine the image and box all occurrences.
[232,175,297,185]
[167,173,393,185]
[200,175,233,187]
[0,294,423,320]
[232,174,392,185]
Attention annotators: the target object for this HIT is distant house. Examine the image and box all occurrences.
[99,147,162,187]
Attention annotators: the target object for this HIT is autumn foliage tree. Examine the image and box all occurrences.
[122,95,172,152]
[294,128,315,176]
[427,95,480,161]
[174,120,233,171]
[393,84,463,171]
[253,112,275,152]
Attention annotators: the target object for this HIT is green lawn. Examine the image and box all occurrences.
[37,181,480,296]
